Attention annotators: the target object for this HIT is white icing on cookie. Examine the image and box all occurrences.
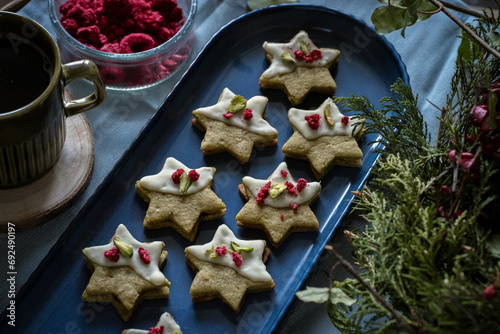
[288,98,362,140]
[186,224,272,283]
[82,224,167,286]
[261,30,340,78]
[193,88,278,137]
[124,312,181,334]
[242,162,320,208]
[139,157,214,195]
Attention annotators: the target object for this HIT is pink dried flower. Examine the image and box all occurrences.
[484,285,496,300]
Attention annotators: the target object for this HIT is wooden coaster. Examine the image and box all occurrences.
[0,113,94,231]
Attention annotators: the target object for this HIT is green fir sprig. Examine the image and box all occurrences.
[297,10,500,333]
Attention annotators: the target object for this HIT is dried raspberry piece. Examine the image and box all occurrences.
[243,108,253,120]
[164,6,183,22]
[292,203,299,211]
[120,33,156,53]
[66,4,96,27]
[280,214,285,221]
[296,178,307,192]
[61,18,79,36]
[104,247,120,262]
[232,251,243,267]
[257,181,271,201]
[215,246,227,257]
[77,25,101,46]
[171,168,185,184]
[294,49,306,60]
[162,58,178,71]
[147,326,165,334]
[188,169,200,182]
[286,181,297,196]
[255,196,265,204]
[59,0,78,16]
[280,170,288,178]
[99,66,126,84]
[309,49,322,60]
[305,114,321,130]
[102,0,132,18]
[341,116,349,126]
[223,112,233,119]
[138,247,151,264]
[151,0,178,13]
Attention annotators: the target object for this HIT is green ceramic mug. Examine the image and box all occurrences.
[0,11,106,188]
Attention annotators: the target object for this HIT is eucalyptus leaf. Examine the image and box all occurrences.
[296,286,330,303]
[329,288,357,306]
[247,0,299,10]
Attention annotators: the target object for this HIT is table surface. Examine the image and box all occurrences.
[0,0,478,332]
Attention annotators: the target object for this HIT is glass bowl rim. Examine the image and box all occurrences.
[48,0,197,64]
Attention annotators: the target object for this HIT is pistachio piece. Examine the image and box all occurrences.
[113,237,133,259]
[281,51,296,63]
[205,244,214,253]
[269,182,287,198]
[209,253,217,259]
[300,40,310,55]
[179,171,192,194]
[231,241,253,253]
[226,95,247,114]
[324,104,335,126]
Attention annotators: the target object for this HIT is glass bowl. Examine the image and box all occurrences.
[49,0,197,91]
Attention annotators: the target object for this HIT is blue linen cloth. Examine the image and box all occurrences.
[0,0,475,332]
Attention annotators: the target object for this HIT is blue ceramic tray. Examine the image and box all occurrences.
[2,4,409,333]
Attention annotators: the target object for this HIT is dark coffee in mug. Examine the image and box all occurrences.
[0,34,53,114]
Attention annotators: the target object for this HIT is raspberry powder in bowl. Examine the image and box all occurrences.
[49,0,196,90]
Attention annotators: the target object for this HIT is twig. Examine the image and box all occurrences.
[440,0,485,18]
[427,0,500,60]
[324,245,418,334]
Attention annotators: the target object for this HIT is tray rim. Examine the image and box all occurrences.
[1,3,410,331]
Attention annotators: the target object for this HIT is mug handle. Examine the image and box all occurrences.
[61,60,106,117]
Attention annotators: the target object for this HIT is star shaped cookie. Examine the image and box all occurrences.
[192,87,278,164]
[82,224,170,321]
[259,30,340,105]
[135,157,226,241]
[282,98,365,179]
[235,162,321,247]
[185,224,274,313]
[122,312,182,334]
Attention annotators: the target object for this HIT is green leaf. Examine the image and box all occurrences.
[329,288,357,306]
[486,31,500,48]
[372,1,437,36]
[296,286,330,303]
[247,0,299,10]
[372,6,407,35]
